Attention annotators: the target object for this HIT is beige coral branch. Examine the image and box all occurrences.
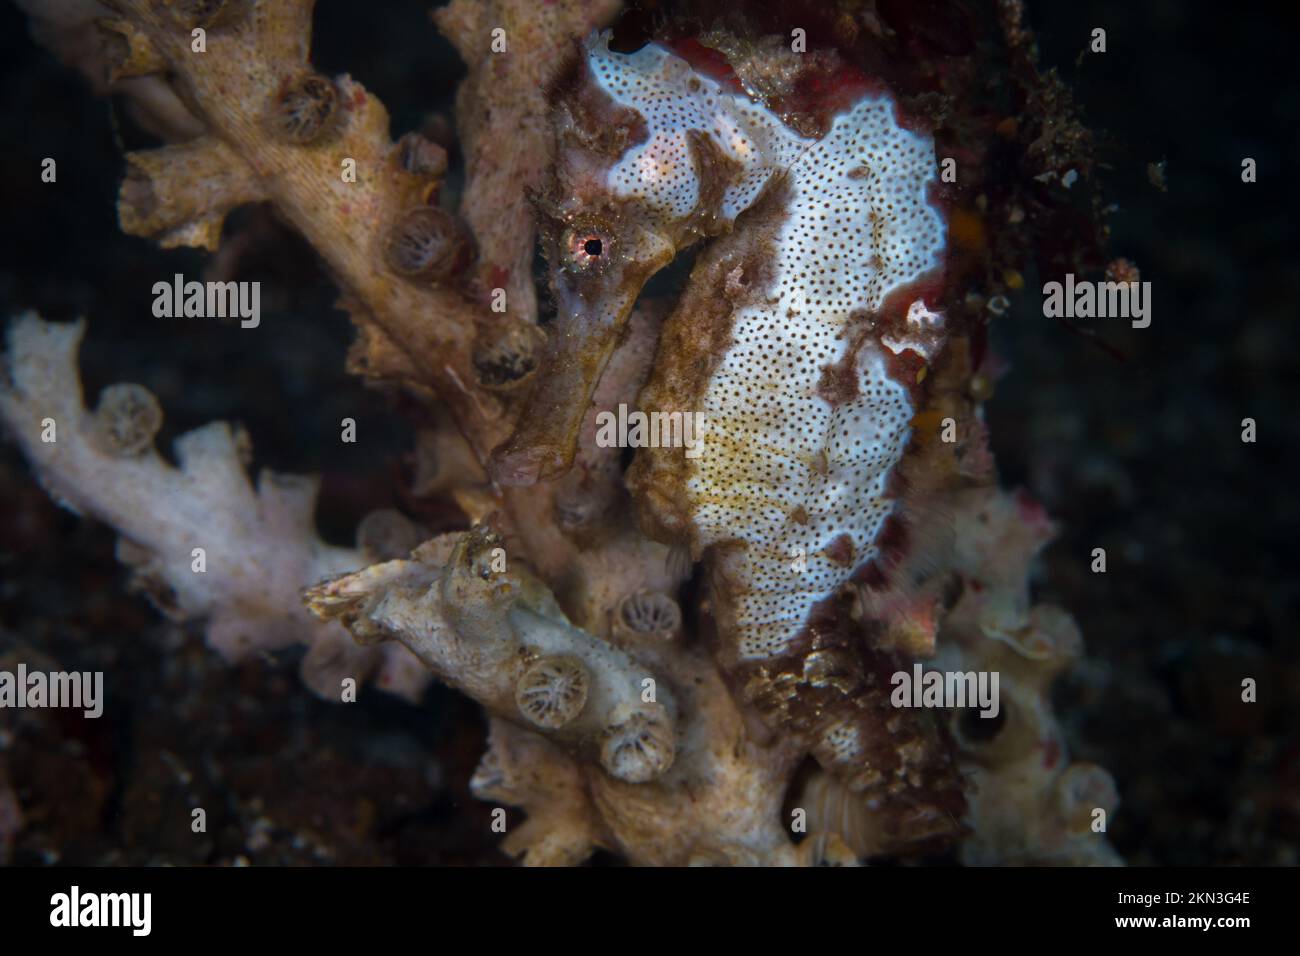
[434,0,622,326]
[470,717,606,865]
[306,526,681,781]
[306,522,810,865]
[82,0,625,462]
[101,0,505,452]
[119,137,265,250]
[13,0,206,138]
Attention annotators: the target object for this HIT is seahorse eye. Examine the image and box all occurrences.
[562,225,612,275]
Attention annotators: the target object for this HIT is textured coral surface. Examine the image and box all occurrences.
[0,0,1293,868]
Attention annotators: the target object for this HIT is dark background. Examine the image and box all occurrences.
[0,0,1295,864]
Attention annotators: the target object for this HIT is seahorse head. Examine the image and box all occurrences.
[494,32,946,492]
[492,33,792,484]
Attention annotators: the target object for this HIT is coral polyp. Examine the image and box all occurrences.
[516,656,590,729]
[268,71,340,145]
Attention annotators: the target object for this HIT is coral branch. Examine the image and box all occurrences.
[306,525,679,783]
[307,526,808,864]
[435,0,622,325]
[102,0,505,451]
[119,137,265,250]
[470,717,605,865]
[0,314,426,702]
[942,487,1122,865]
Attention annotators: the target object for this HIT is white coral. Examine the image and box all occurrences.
[0,314,426,702]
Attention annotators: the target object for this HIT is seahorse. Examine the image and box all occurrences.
[497,33,964,836]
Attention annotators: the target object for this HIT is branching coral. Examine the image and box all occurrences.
[103,0,501,443]
[3,0,1124,866]
[37,0,617,453]
[306,526,682,780]
[939,486,1122,865]
[0,314,430,702]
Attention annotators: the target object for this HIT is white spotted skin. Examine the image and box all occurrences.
[589,38,947,661]
[588,38,805,226]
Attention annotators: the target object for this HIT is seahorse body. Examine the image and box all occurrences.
[524,35,959,819]
[618,72,947,665]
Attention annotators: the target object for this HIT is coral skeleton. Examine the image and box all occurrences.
[3,0,1121,865]
[0,316,431,702]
